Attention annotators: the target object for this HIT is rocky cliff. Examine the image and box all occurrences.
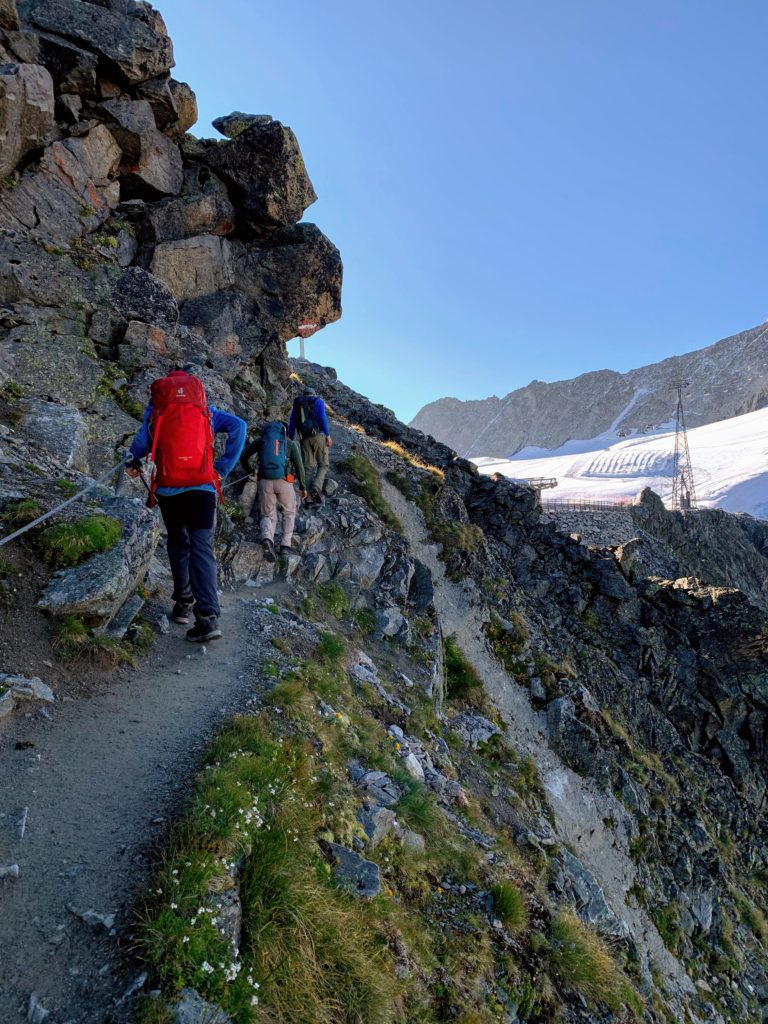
[411,322,768,457]
[0,0,342,482]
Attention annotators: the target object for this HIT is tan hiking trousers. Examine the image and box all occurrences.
[258,478,297,548]
[301,433,330,493]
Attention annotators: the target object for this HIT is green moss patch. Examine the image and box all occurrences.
[41,514,121,568]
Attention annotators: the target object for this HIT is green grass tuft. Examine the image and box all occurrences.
[342,454,403,534]
[317,581,349,619]
[53,615,137,668]
[0,497,43,529]
[490,881,528,932]
[444,635,484,702]
[549,911,643,1017]
[41,514,121,567]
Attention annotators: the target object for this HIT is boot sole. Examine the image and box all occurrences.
[186,630,222,643]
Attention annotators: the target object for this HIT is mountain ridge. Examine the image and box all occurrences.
[411,321,768,457]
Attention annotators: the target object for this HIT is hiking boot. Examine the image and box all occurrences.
[279,545,293,559]
[171,599,194,624]
[186,617,222,643]
[262,538,276,563]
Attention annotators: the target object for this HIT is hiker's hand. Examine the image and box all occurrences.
[326,436,333,447]
[299,490,307,501]
[126,466,140,479]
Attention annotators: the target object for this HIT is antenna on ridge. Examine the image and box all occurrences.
[669,379,696,511]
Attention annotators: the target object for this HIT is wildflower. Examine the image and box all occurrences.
[201,960,214,974]
[182,936,189,944]
[395,742,401,751]
[170,902,178,910]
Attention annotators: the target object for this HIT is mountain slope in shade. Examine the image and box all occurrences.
[411,322,768,457]
[475,405,768,518]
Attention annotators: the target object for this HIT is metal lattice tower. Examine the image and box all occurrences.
[669,380,696,510]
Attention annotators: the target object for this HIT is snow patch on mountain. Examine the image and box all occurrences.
[474,406,768,519]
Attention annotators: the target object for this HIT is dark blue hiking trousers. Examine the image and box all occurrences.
[156,490,220,619]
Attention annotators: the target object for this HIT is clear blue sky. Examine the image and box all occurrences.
[160,0,768,422]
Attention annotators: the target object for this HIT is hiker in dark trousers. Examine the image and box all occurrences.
[287,386,332,504]
[126,370,246,643]
[240,422,307,562]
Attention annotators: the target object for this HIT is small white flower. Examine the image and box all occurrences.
[170,902,178,910]
[182,936,189,944]
[201,960,214,974]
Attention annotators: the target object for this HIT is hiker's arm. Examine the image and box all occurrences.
[126,406,152,474]
[239,433,260,475]
[287,404,296,440]
[316,399,331,439]
[210,408,247,478]
[289,439,307,492]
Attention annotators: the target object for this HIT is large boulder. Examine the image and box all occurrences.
[0,335,103,408]
[111,266,179,331]
[234,223,342,340]
[0,61,54,177]
[1,28,98,95]
[168,78,196,132]
[212,110,271,139]
[0,126,120,240]
[202,119,317,229]
[17,0,174,83]
[150,234,234,302]
[100,98,182,197]
[145,174,235,241]
[36,496,160,623]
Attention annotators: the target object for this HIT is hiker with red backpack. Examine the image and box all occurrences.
[125,369,246,643]
[241,420,307,562]
[287,386,332,505]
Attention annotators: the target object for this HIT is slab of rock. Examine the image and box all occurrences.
[0,674,54,702]
[146,181,235,241]
[68,904,115,931]
[0,133,119,241]
[168,78,196,132]
[451,712,501,749]
[212,110,271,139]
[0,61,54,178]
[112,266,178,331]
[100,98,182,197]
[172,989,232,1024]
[18,0,174,83]
[202,119,316,229]
[134,74,176,128]
[37,496,160,624]
[374,606,407,639]
[358,805,396,847]
[357,769,401,807]
[118,319,176,369]
[150,234,234,302]
[3,28,98,96]
[234,224,342,341]
[0,689,15,719]
[20,397,89,471]
[326,842,381,899]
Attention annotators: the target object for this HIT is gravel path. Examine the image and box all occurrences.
[0,588,273,1023]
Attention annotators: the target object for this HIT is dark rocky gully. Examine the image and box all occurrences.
[0,2,766,1024]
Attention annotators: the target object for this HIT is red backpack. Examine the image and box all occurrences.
[147,371,222,505]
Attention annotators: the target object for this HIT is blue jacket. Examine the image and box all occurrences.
[129,404,247,496]
[287,396,330,440]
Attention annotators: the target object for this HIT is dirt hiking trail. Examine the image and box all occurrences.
[0,587,283,1023]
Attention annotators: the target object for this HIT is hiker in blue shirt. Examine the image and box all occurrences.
[126,371,246,643]
[287,386,332,504]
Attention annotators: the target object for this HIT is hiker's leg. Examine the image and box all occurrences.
[157,494,193,603]
[313,434,330,493]
[301,437,318,491]
[258,480,278,541]
[186,490,219,619]
[275,479,297,547]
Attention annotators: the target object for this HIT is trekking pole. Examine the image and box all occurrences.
[0,458,131,550]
